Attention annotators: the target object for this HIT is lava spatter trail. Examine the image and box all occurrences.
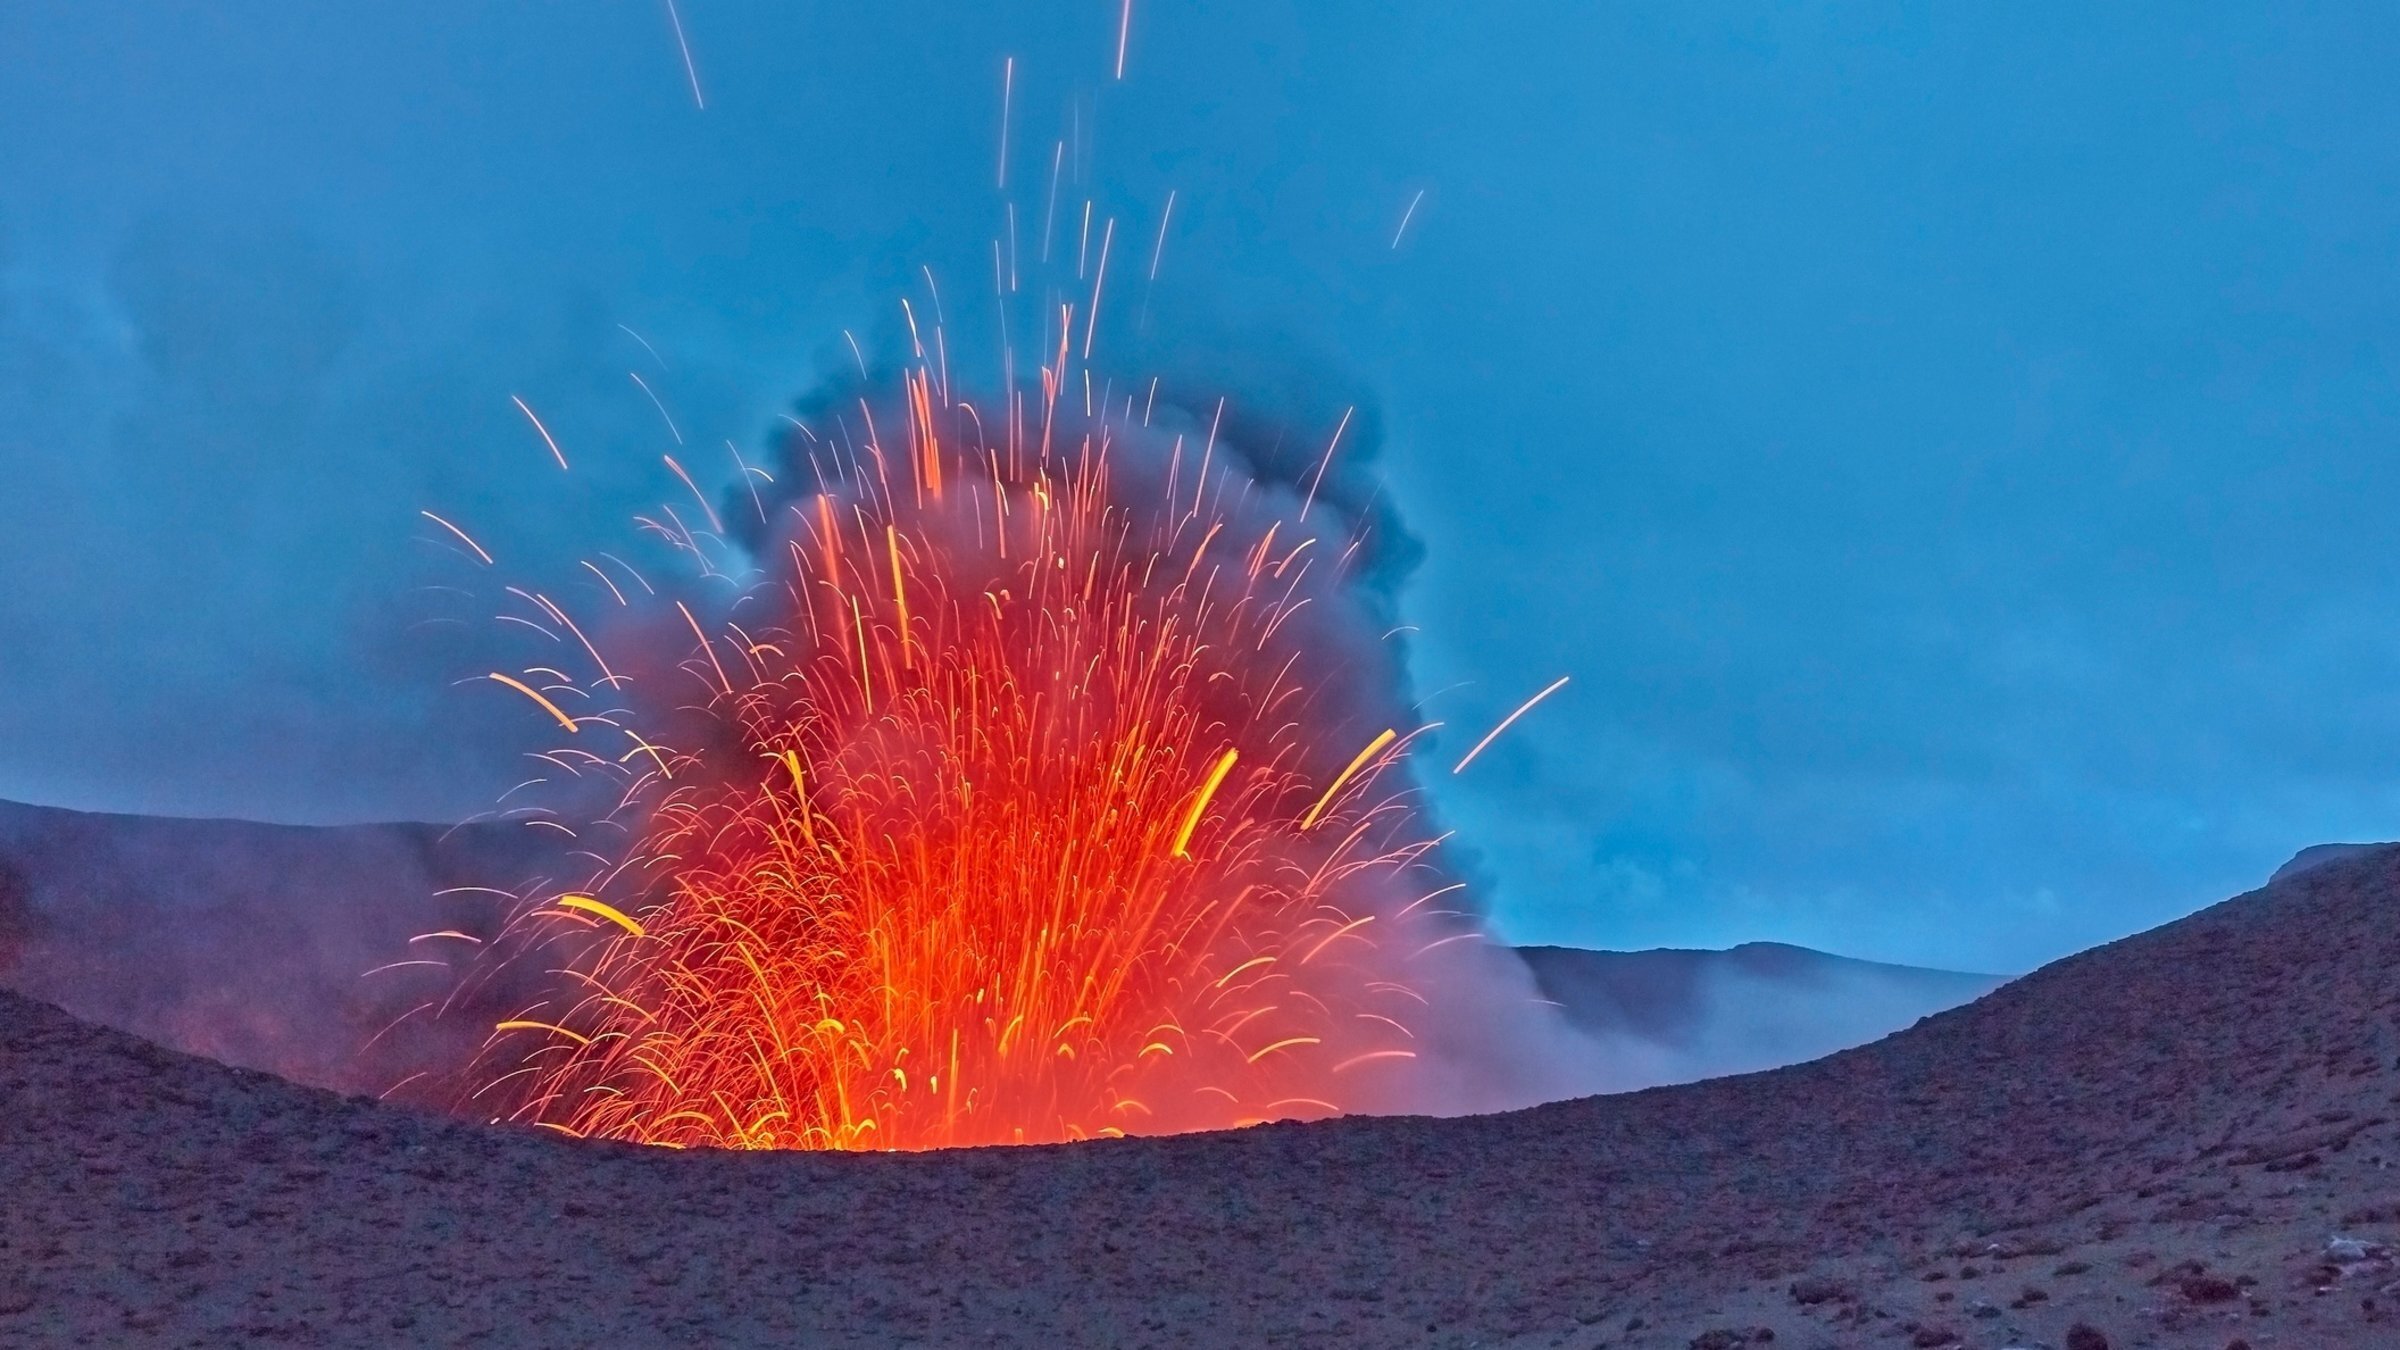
[449,364,1505,1151]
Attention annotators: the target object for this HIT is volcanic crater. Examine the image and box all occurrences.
[4,832,2397,1346]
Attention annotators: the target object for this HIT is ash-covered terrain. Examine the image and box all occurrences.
[2,815,2395,1346]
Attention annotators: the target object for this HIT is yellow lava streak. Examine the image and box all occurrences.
[551,894,647,938]
[1303,728,1396,830]
[1172,748,1240,859]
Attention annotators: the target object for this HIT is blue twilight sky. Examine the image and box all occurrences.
[4,3,2399,974]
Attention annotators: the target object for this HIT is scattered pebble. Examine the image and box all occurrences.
[2327,1235,2389,1263]
[2065,1323,2111,1350]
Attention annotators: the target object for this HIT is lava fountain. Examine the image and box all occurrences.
[448,360,1537,1151]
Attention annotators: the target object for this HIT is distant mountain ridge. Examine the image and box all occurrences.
[1517,939,2003,1040]
[1518,941,2006,1079]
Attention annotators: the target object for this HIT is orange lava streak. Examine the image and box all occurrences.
[486,672,578,732]
[510,395,570,471]
[419,510,495,565]
[1452,675,1571,774]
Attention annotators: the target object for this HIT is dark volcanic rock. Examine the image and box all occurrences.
[5,820,2400,1345]
[2268,840,2396,884]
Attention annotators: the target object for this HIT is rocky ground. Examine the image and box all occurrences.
[3,845,2397,1347]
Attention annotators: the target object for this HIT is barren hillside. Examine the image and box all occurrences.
[3,844,2396,1347]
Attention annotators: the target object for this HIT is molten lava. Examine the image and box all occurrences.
[467,371,1469,1150]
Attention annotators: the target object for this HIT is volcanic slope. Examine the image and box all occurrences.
[0,797,1993,1096]
[2,849,2397,1348]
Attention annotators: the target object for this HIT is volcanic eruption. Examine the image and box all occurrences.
[435,352,1592,1152]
